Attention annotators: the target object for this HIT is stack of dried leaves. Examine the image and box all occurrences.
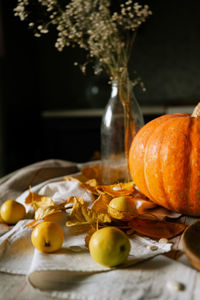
[25,165,186,245]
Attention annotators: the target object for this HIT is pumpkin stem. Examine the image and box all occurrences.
[192,103,200,117]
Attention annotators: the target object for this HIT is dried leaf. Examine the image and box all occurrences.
[25,220,40,228]
[44,211,68,225]
[140,208,182,221]
[107,205,136,221]
[25,188,70,225]
[81,165,102,184]
[134,199,157,214]
[35,206,60,220]
[64,176,98,195]
[25,191,54,209]
[64,176,84,184]
[133,199,182,221]
[85,179,98,188]
[76,178,99,195]
[65,196,111,226]
[91,194,112,214]
[84,179,99,195]
[85,225,97,248]
[97,182,138,197]
[128,218,187,239]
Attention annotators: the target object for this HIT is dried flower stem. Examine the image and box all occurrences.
[14,0,152,82]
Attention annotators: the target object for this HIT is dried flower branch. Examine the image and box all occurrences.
[14,0,151,82]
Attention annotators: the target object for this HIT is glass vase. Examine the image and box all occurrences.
[101,79,144,184]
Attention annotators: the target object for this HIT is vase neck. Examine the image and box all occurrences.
[111,81,118,98]
[111,79,133,103]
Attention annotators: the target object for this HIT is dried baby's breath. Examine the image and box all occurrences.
[14,0,152,82]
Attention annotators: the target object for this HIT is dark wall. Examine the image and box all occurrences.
[0,1,5,176]
[1,0,200,173]
[132,0,200,105]
[2,0,41,173]
[3,1,200,109]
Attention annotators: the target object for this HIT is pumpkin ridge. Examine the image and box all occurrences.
[188,117,200,215]
[187,117,194,214]
[158,121,173,211]
[154,120,172,209]
[159,115,189,211]
[129,114,179,202]
[142,121,159,201]
[161,116,191,212]
[140,115,176,200]
[143,117,175,208]
[128,117,169,199]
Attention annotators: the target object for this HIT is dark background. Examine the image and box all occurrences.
[0,0,200,175]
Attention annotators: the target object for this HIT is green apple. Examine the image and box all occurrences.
[89,226,130,267]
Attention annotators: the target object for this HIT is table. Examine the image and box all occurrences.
[0,159,199,300]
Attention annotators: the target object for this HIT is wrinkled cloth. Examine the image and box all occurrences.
[0,159,78,203]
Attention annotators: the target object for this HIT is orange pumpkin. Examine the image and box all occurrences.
[129,104,200,216]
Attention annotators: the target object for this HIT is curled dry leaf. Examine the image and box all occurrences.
[64,176,99,195]
[97,182,140,197]
[91,194,112,214]
[85,225,97,249]
[65,196,111,226]
[81,165,102,184]
[107,205,136,221]
[139,207,182,221]
[25,190,70,227]
[134,199,157,213]
[86,179,98,187]
[129,198,182,221]
[128,218,187,239]
[84,179,99,195]
[25,190,54,210]
[34,206,60,220]
[25,220,41,228]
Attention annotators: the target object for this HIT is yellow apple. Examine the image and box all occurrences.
[108,196,136,220]
[0,200,26,224]
[108,196,135,212]
[31,221,64,253]
[89,226,130,267]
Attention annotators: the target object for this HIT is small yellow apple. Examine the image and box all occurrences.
[89,226,130,267]
[0,200,26,224]
[108,196,135,213]
[31,221,64,253]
